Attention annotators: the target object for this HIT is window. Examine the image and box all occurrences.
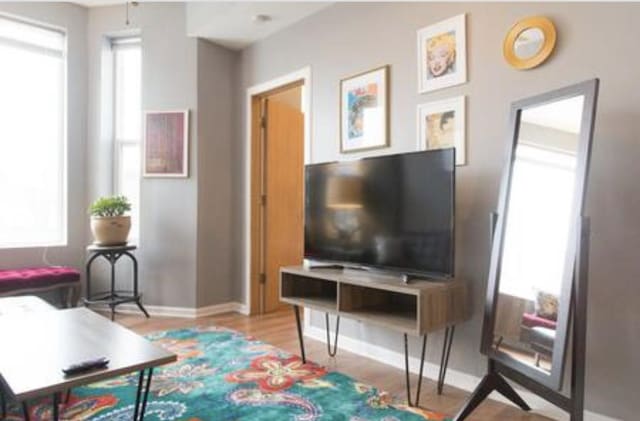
[112,37,141,239]
[0,16,66,248]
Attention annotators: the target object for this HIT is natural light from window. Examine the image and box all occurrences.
[0,16,66,248]
[499,144,577,299]
[113,37,141,241]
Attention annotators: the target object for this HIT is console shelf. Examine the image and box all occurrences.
[280,266,469,336]
[280,265,470,404]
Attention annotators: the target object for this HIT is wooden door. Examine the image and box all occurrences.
[263,97,304,313]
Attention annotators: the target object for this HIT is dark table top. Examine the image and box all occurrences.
[0,308,175,400]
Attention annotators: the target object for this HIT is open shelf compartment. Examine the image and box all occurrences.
[339,283,418,334]
[280,272,338,312]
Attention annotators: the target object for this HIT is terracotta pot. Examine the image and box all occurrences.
[90,216,131,246]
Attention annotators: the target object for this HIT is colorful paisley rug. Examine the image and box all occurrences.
[5,326,450,420]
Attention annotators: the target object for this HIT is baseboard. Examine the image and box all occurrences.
[304,324,619,421]
[91,301,248,318]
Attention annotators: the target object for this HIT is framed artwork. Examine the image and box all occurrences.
[417,96,466,165]
[143,110,189,178]
[340,65,389,153]
[417,14,467,93]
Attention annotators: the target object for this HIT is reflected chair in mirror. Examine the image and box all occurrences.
[454,79,599,421]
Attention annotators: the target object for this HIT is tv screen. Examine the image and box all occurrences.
[304,149,455,277]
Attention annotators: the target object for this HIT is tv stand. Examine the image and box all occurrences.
[280,265,470,406]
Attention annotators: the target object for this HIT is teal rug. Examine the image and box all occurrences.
[8,326,450,420]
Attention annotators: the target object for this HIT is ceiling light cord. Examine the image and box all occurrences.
[125,1,138,26]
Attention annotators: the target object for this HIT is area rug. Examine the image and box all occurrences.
[7,326,450,420]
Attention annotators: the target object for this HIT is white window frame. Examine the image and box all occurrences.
[111,36,141,240]
[0,14,67,249]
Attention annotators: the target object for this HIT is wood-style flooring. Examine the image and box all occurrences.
[113,308,555,421]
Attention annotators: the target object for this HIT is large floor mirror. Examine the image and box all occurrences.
[456,79,599,421]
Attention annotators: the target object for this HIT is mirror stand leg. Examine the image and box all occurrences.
[404,333,427,407]
[325,313,340,357]
[453,372,530,421]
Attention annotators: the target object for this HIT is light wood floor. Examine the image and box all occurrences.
[113,308,555,421]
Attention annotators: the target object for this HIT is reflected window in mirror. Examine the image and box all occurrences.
[493,95,585,374]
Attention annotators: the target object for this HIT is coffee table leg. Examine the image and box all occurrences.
[132,368,154,421]
[52,392,60,421]
[0,389,6,418]
[22,401,30,421]
[140,368,154,421]
[133,370,145,420]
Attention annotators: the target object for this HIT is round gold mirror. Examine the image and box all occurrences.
[504,16,556,70]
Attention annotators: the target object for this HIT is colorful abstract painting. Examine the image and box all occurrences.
[143,110,189,177]
[340,66,389,153]
[3,326,450,420]
[347,83,379,140]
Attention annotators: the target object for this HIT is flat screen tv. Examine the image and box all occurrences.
[304,148,455,278]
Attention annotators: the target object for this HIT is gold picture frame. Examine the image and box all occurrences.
[339,65,390,153]
[503,16,556,70]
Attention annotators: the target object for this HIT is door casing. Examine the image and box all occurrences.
[244,68,311,315]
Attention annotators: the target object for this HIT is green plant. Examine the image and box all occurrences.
[89,196,131,217]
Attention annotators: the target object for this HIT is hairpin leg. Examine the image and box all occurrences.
[437,326,455,394]
[22,401,30,421]
[404,333,427,407]
[52,392,60,421]
[293,305,306,363]
[325,313,340,357]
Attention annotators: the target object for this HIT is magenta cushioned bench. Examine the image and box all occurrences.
[0,267,80,308]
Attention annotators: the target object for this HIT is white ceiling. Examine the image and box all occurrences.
[74,1,332,50]
[186,2,332,50]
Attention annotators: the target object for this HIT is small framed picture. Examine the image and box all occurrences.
[143,110,189,178]
[417,96,466,165]
[417,14,467,93]
[340,65,389,153]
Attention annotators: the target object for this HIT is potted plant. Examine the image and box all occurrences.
[89,196,132,246]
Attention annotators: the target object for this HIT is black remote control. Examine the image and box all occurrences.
[62,357,109,376]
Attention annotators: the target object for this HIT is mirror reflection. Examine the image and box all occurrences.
[514,27,545,59]
[492,95,585,373]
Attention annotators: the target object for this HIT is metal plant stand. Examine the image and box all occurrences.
[84,244,149,321]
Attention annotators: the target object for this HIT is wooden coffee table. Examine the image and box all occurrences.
[0,307,176,420]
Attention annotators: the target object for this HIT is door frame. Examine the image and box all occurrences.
[244,67,312,315]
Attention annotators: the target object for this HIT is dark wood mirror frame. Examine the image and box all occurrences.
[455,79,599,421]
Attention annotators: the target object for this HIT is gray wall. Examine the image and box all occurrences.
[87,4,238,308]
[87,3,199,307]
[196,38,240,307]
[2,2,238,309]
[0,3,88,286]
[235,3,640,419]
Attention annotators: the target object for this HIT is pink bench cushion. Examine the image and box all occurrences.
[0,267,80,293]
[522,312,557,330]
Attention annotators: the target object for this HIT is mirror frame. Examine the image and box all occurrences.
[481,79,599,390]
[503,16,557,70]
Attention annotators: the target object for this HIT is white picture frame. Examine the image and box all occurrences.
[417,14,467,93]
[340,65,389,153]
[143,110,189,178]
[417,96,466,165]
